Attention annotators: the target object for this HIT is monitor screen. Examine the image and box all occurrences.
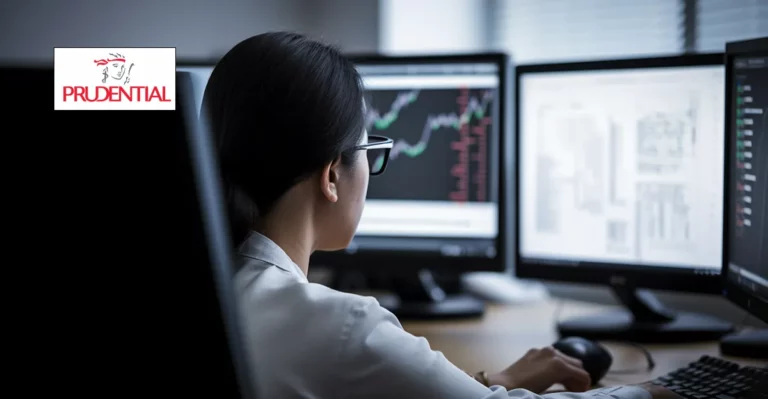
[344,60,502,259]
[726,53,768,301]
[176,66,213,115]
[518,62,725,273]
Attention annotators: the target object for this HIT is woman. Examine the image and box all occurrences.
[203,32,676,399]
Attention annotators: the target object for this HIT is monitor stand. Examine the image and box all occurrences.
[557,285,734,343]
[720,329,768,359]
[381,270,485,320]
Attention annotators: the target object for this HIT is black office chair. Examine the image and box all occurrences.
[174,71,258,398]
[1,68,256,397]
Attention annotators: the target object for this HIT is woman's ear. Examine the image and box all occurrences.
[320,156,342,203]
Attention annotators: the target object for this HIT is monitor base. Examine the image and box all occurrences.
[328,269,486,319]
[557,310,734,343]
[381,294,486,320]
[557,285,733,343]
[383,269,485,320]
[719,329,768,359]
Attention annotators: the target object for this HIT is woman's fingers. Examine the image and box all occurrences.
[554,358,592,392]
[553,348,584,368]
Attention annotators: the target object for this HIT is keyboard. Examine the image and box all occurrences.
[652,355,767,399]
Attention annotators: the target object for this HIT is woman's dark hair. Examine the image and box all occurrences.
[202,32,366,246]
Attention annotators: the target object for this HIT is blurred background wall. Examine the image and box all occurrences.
[0,0,379,62]
[1,0,765,325]
[2,0,765,63]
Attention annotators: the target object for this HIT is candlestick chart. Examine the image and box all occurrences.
[364,87,494,203]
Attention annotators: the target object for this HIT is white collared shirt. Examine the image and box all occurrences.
[234,232,652,399]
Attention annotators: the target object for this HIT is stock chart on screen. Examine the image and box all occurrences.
[365,87,493,202]
[353,63,499,241]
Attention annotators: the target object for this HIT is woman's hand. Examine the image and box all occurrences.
[487,346,592,393]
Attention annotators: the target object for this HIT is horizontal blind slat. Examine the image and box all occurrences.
[491,0,681,63]
[696,0,767,52]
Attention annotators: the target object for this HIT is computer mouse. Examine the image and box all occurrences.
[552,336,613,385]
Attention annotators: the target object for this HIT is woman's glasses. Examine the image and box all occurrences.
[352,135,393,176]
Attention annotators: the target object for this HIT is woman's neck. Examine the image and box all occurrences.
[257,207,315,276]
[261,226,312,276]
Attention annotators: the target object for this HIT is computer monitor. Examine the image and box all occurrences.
[310,53,511,319]
[515,54,734,342]
[720,36,768,359]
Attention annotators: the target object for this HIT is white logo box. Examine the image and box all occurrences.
[54,47,176,111]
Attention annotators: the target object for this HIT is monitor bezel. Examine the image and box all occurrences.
[311,52,511,273]
[514,52,726,294]
[721,37,768,323]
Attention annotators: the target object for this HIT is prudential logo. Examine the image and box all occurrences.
[54,47,176,110]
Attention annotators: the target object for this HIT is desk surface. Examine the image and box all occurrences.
[401,299,764,387]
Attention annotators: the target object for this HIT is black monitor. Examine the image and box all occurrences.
[719,36,768,359]
[515,54,734,343]
[310,53,511,319]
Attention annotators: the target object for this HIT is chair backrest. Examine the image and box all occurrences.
[175,71,258,399]
[1,67,256,397]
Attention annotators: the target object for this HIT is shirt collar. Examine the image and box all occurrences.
[237,231,309,283]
